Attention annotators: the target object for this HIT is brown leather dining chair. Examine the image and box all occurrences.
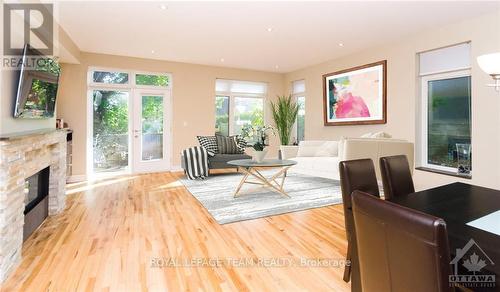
[339,159,380,292]
[351,190,453,292]
[379,155,415,200]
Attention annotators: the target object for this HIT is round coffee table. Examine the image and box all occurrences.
[227,159,298,198]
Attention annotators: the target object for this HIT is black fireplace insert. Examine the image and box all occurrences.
[23,166,50,241]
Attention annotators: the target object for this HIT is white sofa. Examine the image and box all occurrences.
[280,138,414,180]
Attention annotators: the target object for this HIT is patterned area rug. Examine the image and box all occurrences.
[180,172,343,224]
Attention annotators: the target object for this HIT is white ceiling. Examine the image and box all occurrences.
[57,1,499,73]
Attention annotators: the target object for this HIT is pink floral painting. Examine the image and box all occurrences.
[323,61,386,126]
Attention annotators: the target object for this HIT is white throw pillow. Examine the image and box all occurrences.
[371,131,392,138]
[297,145,320,157]
[360,132,373,138]
[297,141,339,157]
[315,141,339,157]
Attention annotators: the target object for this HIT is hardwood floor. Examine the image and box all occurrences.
[1,172,350,291]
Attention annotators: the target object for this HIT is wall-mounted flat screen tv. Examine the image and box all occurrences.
[14,44,61,119]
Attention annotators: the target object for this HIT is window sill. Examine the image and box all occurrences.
[415,167,472,179]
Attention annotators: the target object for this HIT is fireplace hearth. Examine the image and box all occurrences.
[23,166,50,241]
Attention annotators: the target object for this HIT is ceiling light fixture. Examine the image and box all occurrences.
[275,65,279,69]
[151,50,155,54]
[338,43,344,47]
[267,27,273,32]
[220,58,225,62]
[477,52,500,91]
[160,4,167,10]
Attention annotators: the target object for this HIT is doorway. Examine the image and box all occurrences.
[88,69,172,177]
[132,90,170,173]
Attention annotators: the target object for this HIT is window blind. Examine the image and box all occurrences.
[292,79,305,94]
[419,43,471,76]
[215,79,267,95]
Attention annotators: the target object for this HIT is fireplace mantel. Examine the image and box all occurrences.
[0,128,60,141]
[0,129,67,282]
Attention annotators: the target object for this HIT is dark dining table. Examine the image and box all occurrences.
[388,182,500,291]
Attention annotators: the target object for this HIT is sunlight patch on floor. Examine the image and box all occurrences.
[66,175,139,195]
[150,180,184,192]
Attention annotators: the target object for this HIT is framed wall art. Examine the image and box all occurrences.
[323,60,387,126]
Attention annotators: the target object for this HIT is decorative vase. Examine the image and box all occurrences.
[252,149,268,163]
[456,143,471,174]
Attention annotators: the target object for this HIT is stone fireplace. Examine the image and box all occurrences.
[0,129,67,282]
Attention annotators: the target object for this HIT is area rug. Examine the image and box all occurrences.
[180,172,343,224]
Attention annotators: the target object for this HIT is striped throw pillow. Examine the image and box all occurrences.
[196,136,218,156]
[216,135,239,154]
[234,135,247,154]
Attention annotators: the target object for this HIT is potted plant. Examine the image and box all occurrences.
[270,95,299,145]
[241,125,274,163]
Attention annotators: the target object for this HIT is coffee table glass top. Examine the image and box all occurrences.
[227,159,297,167]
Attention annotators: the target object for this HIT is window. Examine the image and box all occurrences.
[92,71,129,84]
[418,43,472,174]
[297,96,305,142]
[141,95,164,161]
[135,73,169,87]
[215,95,229,136]
[292,80,306,143]
[234,97,264,144]
[215,79,267,143]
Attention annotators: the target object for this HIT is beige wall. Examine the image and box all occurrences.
[284,11,500,190]
[57,53,284,176]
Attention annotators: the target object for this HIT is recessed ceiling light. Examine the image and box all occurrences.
[160,4,167,10]
[267,27,273,32]
[338,43,344,47]
[220,58,225,62]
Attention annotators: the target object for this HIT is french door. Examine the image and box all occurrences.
[89,69,172,177]
[90,88,170,175]
[131,89,171,173]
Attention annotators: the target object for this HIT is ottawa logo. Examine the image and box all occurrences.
[449,239,495,289]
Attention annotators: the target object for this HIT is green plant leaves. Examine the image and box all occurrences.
[270,94,299,145]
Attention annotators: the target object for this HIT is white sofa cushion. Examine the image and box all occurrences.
[297,140,338,157]
[290,156,340,180]
[297,146,318,157]
[314,141,339,157]
[297,140,325,157]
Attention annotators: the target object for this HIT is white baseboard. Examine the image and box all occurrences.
[66,175,87,183]
[170,165,183,172]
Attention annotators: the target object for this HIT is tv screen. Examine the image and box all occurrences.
[14,44,60,119]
